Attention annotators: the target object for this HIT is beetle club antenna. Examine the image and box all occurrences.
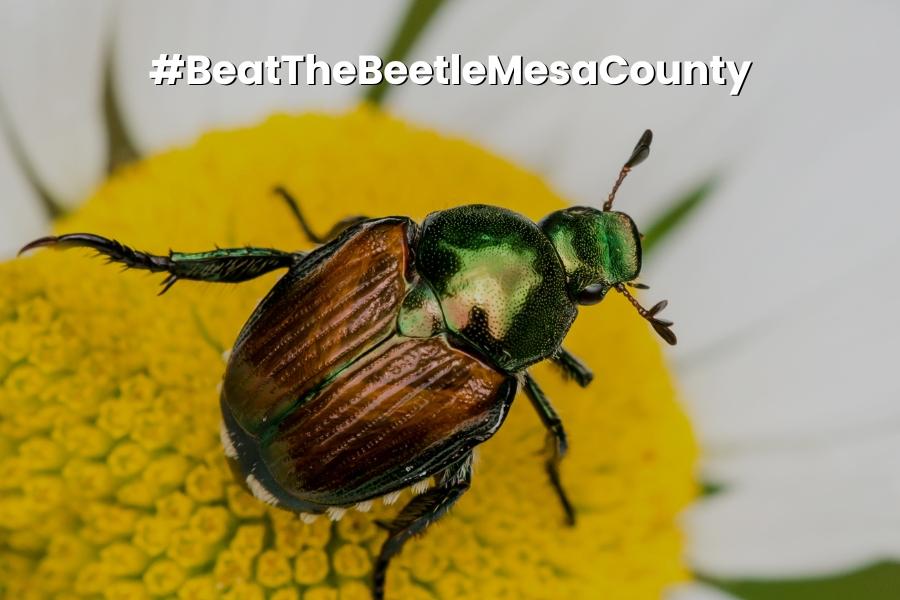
[603,129,653,211]
[614,283,677,345]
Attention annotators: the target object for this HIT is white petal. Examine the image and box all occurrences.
[686,432,900,577]
[276,2,407,110]
[702,430,900,492]
[391,0,781,213]
[0,119,48,257]
[0,0,111,207]
[679,237,900,449]
[113,0,406,153]
[666,582,741,600]
[647,98,900,359]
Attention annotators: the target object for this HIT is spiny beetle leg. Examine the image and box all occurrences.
[372,454,473,600]
[522,372,576,526]
[544,450,575,527]
[19,233,298,294]
[551,347,594,388]
[274,185,369,245]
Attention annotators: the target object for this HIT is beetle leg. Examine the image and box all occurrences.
[274,186,369,244]
[551,347,594,387]
[372,454,473,600]
[522,372,576,526]
[19,233,299,294]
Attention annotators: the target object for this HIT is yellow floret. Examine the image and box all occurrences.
[0,108,696,598]
[255,549,293,589]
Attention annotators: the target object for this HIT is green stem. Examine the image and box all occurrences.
[365,0,447,106]
[642,177,717,256]
[104,53,140,174]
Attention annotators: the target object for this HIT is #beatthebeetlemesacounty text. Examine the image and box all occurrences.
[150,53,753,97]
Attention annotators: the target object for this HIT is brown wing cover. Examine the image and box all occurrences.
[261,336,509,505]
[222,219,412,434]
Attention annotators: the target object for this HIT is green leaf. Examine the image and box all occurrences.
[642,177,716,255]
[104,55,140,174]
[700,480,726,498]
[365,0,447,106]
[702,562,900,600]
[0,111,63,219]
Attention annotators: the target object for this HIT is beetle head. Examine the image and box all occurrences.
[540,206,641,297]
[540,129,676,345]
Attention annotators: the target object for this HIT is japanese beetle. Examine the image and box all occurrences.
[20,130,675,600]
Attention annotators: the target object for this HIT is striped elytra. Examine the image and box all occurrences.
[220,218,515,509]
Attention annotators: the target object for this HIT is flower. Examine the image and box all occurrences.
[0,109,697,598]
[3,3,900,598]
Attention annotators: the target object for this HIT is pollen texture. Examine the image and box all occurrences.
[0,108,697,599]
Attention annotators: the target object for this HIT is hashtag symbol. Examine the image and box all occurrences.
[149,53,186,85]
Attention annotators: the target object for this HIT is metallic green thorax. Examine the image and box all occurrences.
[397,281,445,338]
[539,207,642,296]
[416,205,577,372]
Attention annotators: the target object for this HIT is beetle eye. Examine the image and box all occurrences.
[576,284,609,305]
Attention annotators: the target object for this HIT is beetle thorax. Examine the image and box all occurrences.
[415,205,577,372]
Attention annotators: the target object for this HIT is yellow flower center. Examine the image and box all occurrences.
[0,108,697,599]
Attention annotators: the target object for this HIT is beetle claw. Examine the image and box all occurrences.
[158,274,178,295]
[18,236,60,256]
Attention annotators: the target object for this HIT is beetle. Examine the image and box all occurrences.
[20,130,675,600]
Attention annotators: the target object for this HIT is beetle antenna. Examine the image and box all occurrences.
[603,129,653,211]
[614,283,676,345]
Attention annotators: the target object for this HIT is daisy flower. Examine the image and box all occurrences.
[1,1,898,599]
